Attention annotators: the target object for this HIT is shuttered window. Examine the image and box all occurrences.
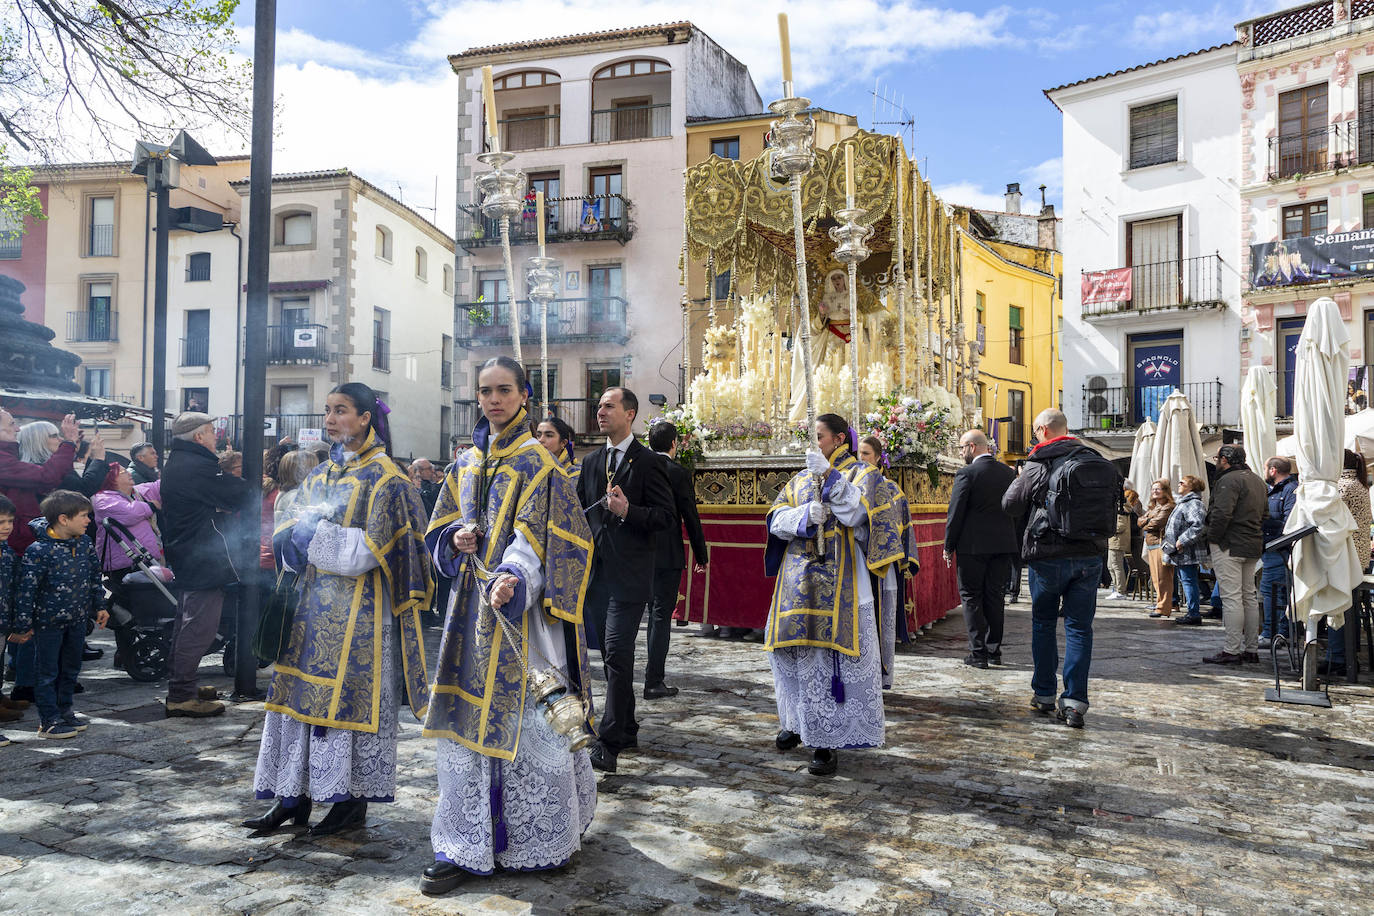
[1128,98,1178,169]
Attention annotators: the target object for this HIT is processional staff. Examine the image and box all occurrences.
[477,64,524,363]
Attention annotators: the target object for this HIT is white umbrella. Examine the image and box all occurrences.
[1240,365,1278,472]
[1287,296,1361,630]
[1151,389,1209,505]
[1126,418,1156,492]
[1343,407,1374,457]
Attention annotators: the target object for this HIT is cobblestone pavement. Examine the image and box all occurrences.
[4,591,1374,915]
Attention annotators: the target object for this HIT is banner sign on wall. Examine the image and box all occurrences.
[1250,231,1374,287]
[1082,267,1133,304]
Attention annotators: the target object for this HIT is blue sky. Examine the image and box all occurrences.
[238,1,1272,230]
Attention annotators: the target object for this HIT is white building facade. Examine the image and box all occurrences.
[448,22,761,435]
[170,170,456,459]
[1048,45,1243,443]
[1237,1,1374,416]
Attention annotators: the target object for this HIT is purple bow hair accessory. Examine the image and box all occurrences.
[847,428,858,454]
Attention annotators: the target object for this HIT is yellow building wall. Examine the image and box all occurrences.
[961,234,1061,462]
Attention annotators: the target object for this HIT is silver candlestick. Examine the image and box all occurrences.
[476,150,526,363]
[525,255,558,409]
[768,91,823,556]
[829,204,873,422]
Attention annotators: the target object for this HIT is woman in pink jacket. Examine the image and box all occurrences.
[92,463,163,582]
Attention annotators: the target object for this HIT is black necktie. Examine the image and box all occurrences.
[607,447,620,479]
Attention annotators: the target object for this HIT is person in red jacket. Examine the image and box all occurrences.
[0,409,81,553]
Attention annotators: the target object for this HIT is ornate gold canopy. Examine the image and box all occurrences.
[683,130,955,309]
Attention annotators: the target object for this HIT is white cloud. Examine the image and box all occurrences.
[1127,1,1269,49]
[409,1,1021,90]
[937,155,1062,214]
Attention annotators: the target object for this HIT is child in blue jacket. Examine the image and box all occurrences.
[11,490,107,739]
[0,494,18,745]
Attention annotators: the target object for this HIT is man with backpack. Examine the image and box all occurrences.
[1002,409,1120,728]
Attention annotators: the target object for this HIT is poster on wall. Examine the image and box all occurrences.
[1250,231,1374,287]
[1131,337,1181,425]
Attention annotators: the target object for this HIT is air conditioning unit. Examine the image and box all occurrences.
[1085,372,1124,392]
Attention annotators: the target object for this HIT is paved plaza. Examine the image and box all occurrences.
[3,592,1374,915]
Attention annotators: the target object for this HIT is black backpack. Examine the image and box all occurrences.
[1041,446,1120,541]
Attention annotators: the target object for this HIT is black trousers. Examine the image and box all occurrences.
[597,596,647,753]
[644,566,681,688]
[957,552,1013,659]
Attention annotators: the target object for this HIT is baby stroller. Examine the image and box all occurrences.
[101,517,258,682]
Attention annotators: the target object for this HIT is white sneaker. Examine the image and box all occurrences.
[1106,590,1124,601]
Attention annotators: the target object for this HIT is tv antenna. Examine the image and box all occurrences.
[870,78,915,152]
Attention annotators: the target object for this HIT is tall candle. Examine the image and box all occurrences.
[778,13,793,86]
[481,65,500,153]
[536,190,546,253]
[845,145,855,202]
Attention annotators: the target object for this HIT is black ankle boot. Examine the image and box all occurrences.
[420,861,470,896]
[308,798,367,836]
[807,748,837,776]
[242,798,312,833]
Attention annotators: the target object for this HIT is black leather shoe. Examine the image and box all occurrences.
[962,654,988,669]
[775,729,801,751]
[987,654,1003,666]
[1030,699,1055,715]
[243,798,312,834]
[807,748,837,776]
[82,643,104,661]
[1241,651,1260,663]
[1056,706,1085,728]
[588,744,617,773]
[643,684,679,700]
[1174,616,1203,626]
[420,861,469,896]
[307,798,367,836]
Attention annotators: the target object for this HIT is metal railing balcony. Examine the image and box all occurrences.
[0,233,20,260]
[267,324,330,365]
[454,398,599,436]
[179,336,210,367]
[591,103,670,142]
[219,414,326,450]
[455,296,630,348]
[1081,254,1225,318]
[498,113,560,151]
[1081,379,1223,430]
[88,223,114,257]
[456,193,632,250]
[67,310,118,342]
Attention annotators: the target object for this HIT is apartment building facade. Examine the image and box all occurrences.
[1047,44,1243,449]
[1236,0,1374,416]
[448,22,762,435]
[0,162,455,458]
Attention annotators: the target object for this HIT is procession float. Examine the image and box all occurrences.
[468,20,986,634]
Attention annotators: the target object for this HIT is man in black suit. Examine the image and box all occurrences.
[643,421,709,701]
[944,429,1018,669]
[577,387,675,773]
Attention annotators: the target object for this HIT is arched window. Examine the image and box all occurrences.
[593,59,670,80]
[375,225,393,261]
[273,210,314,248]
[493,69,560,90]
[442,263,454,295]
[415,246,428,281]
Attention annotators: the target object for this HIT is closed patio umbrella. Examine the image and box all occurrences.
[1126,418,1156,492]
[1240,365,1278,473]
[1287,296,1361,631]
[1151,389,1208,505]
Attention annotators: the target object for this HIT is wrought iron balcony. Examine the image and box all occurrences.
[67,310,118,342]
[219,414,326,449]
[268,324,330,365]
[88,223,114,257]
[454,397,599,436]
[498,113,560,151]
[1266,121,1363,180]
[1081,379,1223,430]
[1081,254,1224,319]
[179,336,210,367]
[455,296,630,348]
[0,233,20,260]
[456,194,632,251]
[591,103,670,142]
